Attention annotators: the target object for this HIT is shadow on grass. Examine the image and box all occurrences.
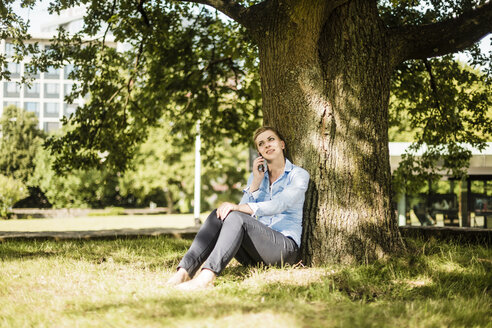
[59,272,491,328]
[62,285,316,326]
[2,236,489,327]
[0,236,191,268]
[0,249,60,260]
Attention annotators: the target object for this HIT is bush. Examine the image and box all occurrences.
[30,146,124,209]
[0,174,29,218]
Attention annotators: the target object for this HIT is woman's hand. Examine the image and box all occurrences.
[217,202,238,220]
[250,156,265,192]
[217,203,254,220]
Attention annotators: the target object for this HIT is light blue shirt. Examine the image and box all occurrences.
[239,158,310,247]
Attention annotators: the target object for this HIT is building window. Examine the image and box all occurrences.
[4,82,21,97]
[43,121,59,132]
[64,83,74,97]
[45,83,60,98]
[6,62,21,78]
[44,66,60,79]
[3,101,21,109]
[24,83,40,98]
[64,103,78,117]
[5,43,15,57]
[24,102,40,117]
[44,102,60,118]
[64,64,75,79]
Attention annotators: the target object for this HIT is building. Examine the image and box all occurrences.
[390,142,492,229]
[1,34,83,132]
[1,5,117,132]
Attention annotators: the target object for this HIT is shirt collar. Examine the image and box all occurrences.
[284,158,294,172]
[263,158,293,179]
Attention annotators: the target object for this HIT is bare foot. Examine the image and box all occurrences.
[175,269,216,291]
[166,268,191,286]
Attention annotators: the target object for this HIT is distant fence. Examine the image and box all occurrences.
[11,207,170,219]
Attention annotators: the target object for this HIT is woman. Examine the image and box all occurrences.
[167,126,310,290]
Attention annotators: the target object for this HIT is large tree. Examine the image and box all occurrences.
[2,0,491,264]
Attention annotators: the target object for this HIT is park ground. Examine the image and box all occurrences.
[0,216,491,327]
[0,213,200,233]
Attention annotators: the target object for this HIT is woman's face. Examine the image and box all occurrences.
[255,130,285,160]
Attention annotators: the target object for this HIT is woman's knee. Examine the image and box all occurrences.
[224,211,245,225]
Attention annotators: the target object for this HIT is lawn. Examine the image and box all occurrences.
[0,214,202,232]
[0,236,490,327]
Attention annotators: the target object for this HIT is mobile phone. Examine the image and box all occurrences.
[257,153,265,172]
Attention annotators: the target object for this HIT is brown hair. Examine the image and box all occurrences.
[253,126,288,158]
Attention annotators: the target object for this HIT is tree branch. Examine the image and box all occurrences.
[389,1,492,65]
[175,0,251,27]
[422,59,441,113]
[137,0,151,27]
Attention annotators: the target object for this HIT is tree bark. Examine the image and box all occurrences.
[165,189,175,214]
[254,0,403,265]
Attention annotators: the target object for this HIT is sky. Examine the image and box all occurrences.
[13,1,51,33]
[13,0,491,64]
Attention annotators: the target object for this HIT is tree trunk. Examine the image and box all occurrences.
[164,189,175,214]
[255,0,404,265]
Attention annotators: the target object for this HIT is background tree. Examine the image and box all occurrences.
[2,0,491,264]
[0,105,44,183]
[0,105,49,208]
[118,120,249,213]
[0,174,28,218]
[30,121,250,210]
[30,144,123,208]
[389,57,492,195]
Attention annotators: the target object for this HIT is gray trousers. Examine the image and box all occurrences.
[177,209,299,276]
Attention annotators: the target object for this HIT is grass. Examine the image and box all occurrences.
[0,237,490,327]
[0,214,204,232]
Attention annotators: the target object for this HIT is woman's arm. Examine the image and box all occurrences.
[239,156,267,205]
[247,168,309,217]
[249,156,265,192]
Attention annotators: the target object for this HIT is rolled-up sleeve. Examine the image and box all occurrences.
[248,168,309,217]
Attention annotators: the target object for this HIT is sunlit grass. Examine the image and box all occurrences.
[0,237,490,327]
[0,214,204,232]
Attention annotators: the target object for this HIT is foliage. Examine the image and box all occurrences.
[379,0,492,77]
[30,122,249,211]
[36,2,261,173]
[13,186,52,209]
[2,0,262,170]
[389,57,492,195]
[0,105,45,183]
[0,236,490,327]
[118,120,249,213]
[30,143,123,209]
[378,1,492,194]
[2,0,491,204]
[0,174,29,218]
[0,0,42,84]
